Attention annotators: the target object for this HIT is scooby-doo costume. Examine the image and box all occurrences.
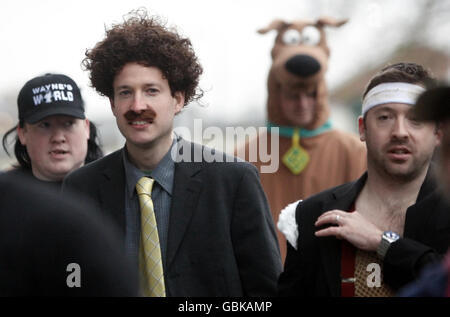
[238,18,366,261]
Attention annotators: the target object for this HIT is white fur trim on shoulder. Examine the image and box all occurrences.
[277,200,301,250]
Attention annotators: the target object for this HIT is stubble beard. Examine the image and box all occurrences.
[368,146,431,184]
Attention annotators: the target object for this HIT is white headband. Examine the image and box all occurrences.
[362,82,426,116]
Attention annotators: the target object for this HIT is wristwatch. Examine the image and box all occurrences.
[377,231,400,259]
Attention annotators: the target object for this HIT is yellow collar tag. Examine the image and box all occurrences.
[282,128,309,175]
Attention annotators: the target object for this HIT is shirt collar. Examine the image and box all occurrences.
[122,138,176,198]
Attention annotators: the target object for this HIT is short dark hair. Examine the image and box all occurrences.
[363,62,437,99]
[2,121,103,170]
[82,8,203,105]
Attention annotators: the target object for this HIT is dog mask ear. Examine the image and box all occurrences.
[316,17,348,28]
[258,19,289,34]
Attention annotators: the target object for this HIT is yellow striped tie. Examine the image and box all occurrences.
[136,176,166,297]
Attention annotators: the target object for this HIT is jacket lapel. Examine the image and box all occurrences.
[166,139,203,269]
[318,173,367,296]
[99,150,127,237]
[404,166,440,236]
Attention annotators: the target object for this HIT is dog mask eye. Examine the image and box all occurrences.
[301,26,321,45]
[282,29,302,45]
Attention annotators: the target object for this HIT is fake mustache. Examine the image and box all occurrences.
[124,109,156,122]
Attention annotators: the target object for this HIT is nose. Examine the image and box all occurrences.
[50,128,66,143]
[285,54,321,77]
[130,92,147,112]
[392,117,409,140]
[297,93,311,109]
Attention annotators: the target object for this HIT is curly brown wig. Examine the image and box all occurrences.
[82,9,203,105]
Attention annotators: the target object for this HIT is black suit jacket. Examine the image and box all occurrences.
[278,171,450,296]
[0,173,138,296]
[63,138,282,296]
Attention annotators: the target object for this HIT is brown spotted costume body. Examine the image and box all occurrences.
[238,18,366,261]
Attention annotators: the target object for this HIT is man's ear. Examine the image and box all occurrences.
[358,116,366,142]
[84,119,91,140]
[174,91,185,114]
[17,124,27,145]
[435,121,444,146]
[109,97,118,117]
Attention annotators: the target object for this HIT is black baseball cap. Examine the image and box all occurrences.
[414,84,450,121]
[18,73,86,124]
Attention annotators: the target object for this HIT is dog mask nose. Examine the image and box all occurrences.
[285,54,321,77]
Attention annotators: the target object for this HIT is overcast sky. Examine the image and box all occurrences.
[1,0,448,127]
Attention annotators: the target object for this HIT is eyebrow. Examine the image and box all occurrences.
[115,83,162,91]
[120,81,161,86]
[374,105,396,113]
[373,106,421,121]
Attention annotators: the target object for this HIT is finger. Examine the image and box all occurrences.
[315,226,342,239]
[315,213,344,227]
[316,210,345,223]
[315,214,336,227]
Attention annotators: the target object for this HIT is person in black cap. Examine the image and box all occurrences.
[2,73,103,187]
[0,74,134,296]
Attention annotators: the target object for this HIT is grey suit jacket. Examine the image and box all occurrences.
[63,137,282,296]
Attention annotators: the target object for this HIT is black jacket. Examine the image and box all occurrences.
[63,138,282,296]
[0,172,137,296]
[278,171,450,296]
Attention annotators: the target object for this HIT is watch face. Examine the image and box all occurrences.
[385,231,400,240]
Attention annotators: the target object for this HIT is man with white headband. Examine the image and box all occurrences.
[278,62,450,297]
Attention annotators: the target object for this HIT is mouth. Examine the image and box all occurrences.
[50,150,68,154]
[387,146,412,161]
[49,149,69,158]
[124,110,156,126]
[129,119,153,126]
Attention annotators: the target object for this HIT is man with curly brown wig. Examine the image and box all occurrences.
[62,10,282,297]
